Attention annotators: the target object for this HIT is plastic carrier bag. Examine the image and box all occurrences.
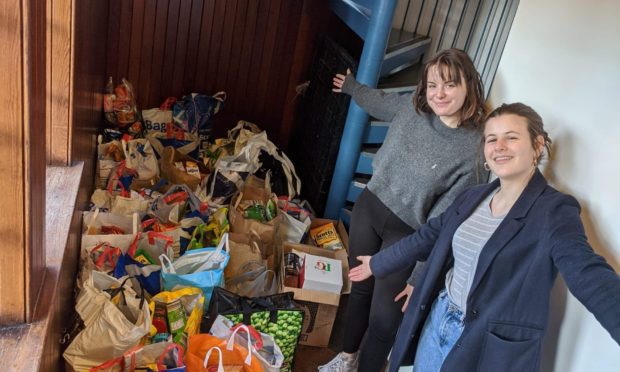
[202,288,303,372]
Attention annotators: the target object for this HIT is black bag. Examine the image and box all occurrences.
[202,287,304,372]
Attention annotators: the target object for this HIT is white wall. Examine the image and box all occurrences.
[488,0,620,371]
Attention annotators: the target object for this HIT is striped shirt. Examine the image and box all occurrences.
[445,188,505,313]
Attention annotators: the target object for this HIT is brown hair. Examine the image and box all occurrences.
[414,48,488,127]
[485,102,552,163]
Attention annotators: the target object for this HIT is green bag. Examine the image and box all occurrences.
[202,287,304,372]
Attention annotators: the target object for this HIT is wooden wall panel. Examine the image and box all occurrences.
[105,0,324,147]
[0,0,46,325]
[73,0,110,209]
[47,0,73,165]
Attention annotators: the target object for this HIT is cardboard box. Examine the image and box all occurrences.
[300,253,343,294]
[280,218,350,346]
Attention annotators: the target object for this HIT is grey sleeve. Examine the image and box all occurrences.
[341,75,412,122]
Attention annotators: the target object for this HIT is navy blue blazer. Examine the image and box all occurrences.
[370,170,620,372]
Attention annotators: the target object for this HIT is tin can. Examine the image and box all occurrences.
[166,299,187,335]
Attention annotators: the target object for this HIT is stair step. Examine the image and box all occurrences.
[378,63,421,93]
[363,121,390,144]
[346,177,369,202]
[355,148,377,174]
[381,30,431,77]
[330,0,371,39]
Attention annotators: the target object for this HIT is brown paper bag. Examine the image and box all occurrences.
[159,146,209,190]
[224,232,264,282]
[228,176,281,268]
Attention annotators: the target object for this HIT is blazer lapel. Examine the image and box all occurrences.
[468,170,548,300]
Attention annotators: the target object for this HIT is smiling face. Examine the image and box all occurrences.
[426,64,468,127]
[484,114,544,183]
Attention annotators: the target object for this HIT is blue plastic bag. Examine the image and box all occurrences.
[160,233,230,303]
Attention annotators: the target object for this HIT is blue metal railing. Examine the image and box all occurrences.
[324,0,399,219]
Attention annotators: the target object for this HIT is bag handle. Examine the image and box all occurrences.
[230,323,264,351]
[127,232,143,257]
[190,232,229,273]
[203,346,224,372]
[91,243,122,271]
[85,208,100,233]
[226,324,255,365]
[157,343,184,370]
[159,254,176,274]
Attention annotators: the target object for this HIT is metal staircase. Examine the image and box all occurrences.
[324,0,431,225]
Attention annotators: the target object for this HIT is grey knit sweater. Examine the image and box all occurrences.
[342,76,488,230]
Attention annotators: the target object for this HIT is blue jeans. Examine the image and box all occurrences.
[412,290,464,372]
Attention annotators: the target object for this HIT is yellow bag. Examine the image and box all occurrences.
[148,287,205,345]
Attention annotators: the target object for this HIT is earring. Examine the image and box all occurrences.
[533,157,539,167]
[483,162,490,171]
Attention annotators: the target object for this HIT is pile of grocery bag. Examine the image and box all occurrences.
[64,77,351,372]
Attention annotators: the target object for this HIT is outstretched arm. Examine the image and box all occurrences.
[550,196,620,344]
[332,69,413,122]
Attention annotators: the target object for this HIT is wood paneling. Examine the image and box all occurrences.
[105,0,324,147]
[72,0,110,209]
[0,0,46,325]
[47,0,73,165]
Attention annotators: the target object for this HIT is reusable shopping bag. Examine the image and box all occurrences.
[203,288,304,372]
[90,342,185,372]
[115,231,175,295]
[96,139,124,189]
[122,138,160,180]
[232,131,301,199]
[185,327,264,372]
[172,92,226,148]
[142,97,177,135]
[210,317,283,372]
[64,273,151,371]
[160,233,230,302]
[149,184,209,224]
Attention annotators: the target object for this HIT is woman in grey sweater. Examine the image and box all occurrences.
[319,49,488,372]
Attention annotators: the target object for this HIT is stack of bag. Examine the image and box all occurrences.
[63,79,319,372]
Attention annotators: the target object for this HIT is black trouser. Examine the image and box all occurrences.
[343,188,416,372]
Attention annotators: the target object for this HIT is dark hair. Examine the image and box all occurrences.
[414,48,488,127]
[485,102,553,163]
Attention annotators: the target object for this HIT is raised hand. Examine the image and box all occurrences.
[349,255,373,281]
[332,68,352,93]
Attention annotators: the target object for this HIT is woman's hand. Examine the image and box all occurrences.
[394,284,414,312]
[349,255,373,281]
[332,68,352,93]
